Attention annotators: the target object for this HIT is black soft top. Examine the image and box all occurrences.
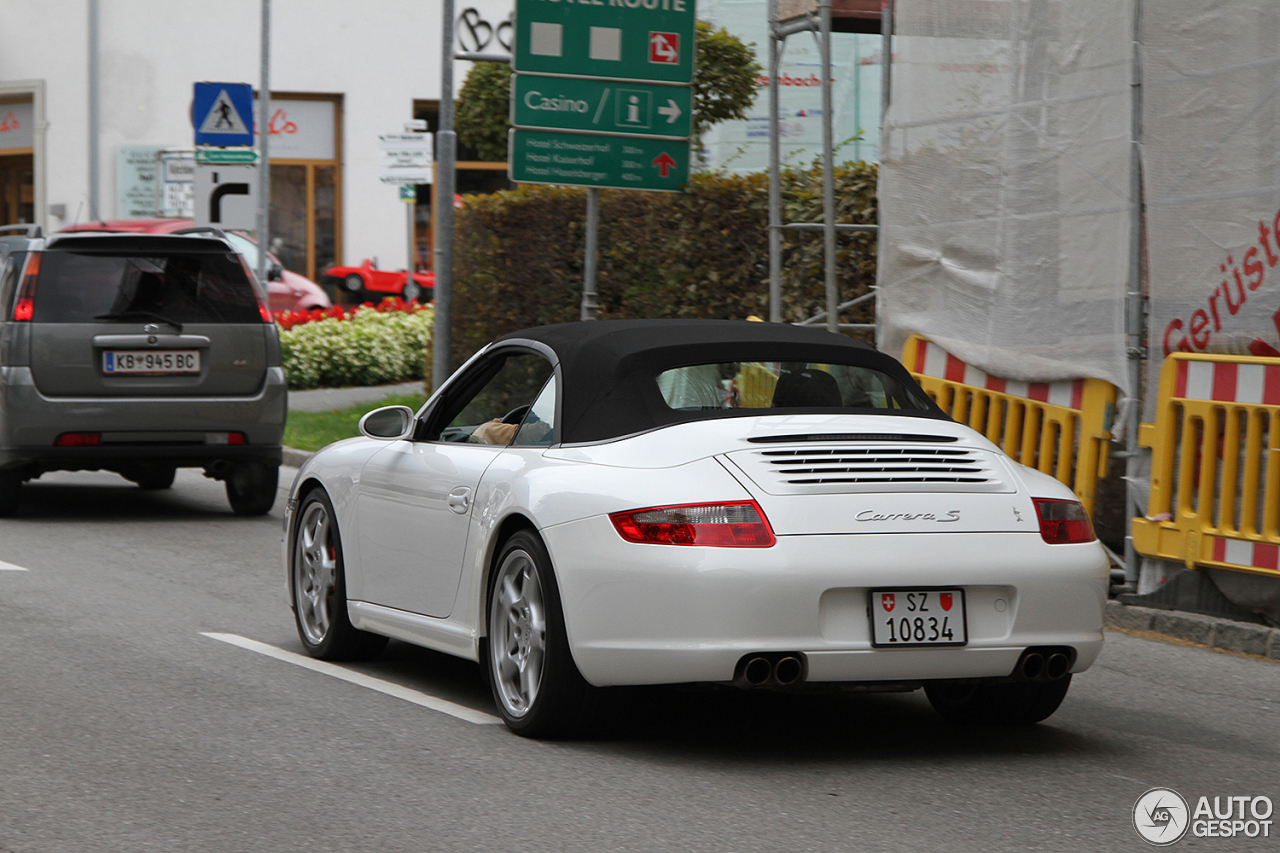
[493,319,946,443]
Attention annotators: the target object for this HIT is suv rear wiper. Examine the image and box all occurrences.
[94,311,184,333]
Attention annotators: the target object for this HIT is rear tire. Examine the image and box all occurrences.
[225,461,278,516]
[485,530,595,738]
[925,675,1072,725]
[0,470,21,517]
[291,488,387,660]
[402,278,420,302]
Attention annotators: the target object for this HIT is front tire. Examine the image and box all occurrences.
[486,530,594,737]
[924,675,1073,725]
[225,461,279,516]
[342,273,364,293]
[131,464,176,490]
[291,488,387,660]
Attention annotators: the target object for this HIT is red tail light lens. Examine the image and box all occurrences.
[54,432,101,447]
[1033,498,1095,544]
[13,252,40,321]
[609,501,776,548]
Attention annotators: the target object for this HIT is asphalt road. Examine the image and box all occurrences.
[2,469,1278,853]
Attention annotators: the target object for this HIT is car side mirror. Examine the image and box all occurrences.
[358,405,415,440]
[268,262,284,282]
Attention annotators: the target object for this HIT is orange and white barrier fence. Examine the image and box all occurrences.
[903,336,1116,518]
[1132,353,1280,577]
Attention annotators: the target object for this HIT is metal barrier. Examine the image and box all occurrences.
[1131,353,1280,578]
[902,335,1116,518]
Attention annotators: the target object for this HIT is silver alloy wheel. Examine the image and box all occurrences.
[402,279,420,302]
[294,500,337,646]
[489,548,547,718]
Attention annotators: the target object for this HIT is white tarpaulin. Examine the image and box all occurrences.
[1143,0,1280,418]
[877,0,1133,394]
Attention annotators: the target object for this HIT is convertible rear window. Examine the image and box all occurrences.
[31,250,262,324]
[657,361,934,412]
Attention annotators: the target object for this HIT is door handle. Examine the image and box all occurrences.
[447,486,471,514]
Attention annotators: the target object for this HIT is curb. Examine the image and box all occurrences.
[282,446,312,468]
[1105,599,1280,660]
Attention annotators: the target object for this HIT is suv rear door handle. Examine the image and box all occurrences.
[92,334,212,348]
[447,486,471,514]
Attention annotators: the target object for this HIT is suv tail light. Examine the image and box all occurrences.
[609,501,776,548]
[12,252,40,321]
[1033,498,1095,544]
[55,432,101,447]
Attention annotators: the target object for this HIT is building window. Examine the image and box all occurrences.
[0,96,35,224]
[261,93,342,281]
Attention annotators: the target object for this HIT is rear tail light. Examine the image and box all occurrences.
[609,501,776,548]
[207,431,248,445]
[12,252,40,321]
[1033,498,1095,544]
[55,432,101,447]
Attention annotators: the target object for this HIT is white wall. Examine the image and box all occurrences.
[0,0,506,268]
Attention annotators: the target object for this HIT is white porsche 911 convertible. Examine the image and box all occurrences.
[284,320,1108,737]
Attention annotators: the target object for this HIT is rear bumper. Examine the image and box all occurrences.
[0,365,286,471]
[542,518,1109,687]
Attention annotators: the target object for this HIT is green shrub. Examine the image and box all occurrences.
[449,163,877,370]
[281,305,434,390]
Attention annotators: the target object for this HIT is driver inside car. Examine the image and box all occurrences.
[470,418,519,445]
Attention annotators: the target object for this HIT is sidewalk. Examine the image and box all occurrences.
[287,380,426,412]
[1105,600,1280,660]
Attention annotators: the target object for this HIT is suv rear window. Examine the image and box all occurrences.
[32,250,262,324]
[656,361,934,412]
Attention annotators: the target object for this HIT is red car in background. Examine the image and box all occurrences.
[322,258,434,304]
[59,219,333,314]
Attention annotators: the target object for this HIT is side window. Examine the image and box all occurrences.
[511,374,557,447]
[0,250,26,316]
[432,351,555,445]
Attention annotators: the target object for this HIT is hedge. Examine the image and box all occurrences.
[445,162,877,376]
[281,304,433,390]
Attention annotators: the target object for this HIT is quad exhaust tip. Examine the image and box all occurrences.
[735,652,808,689]
[1016,647,1075,681]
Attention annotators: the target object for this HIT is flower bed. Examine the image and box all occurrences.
[279,300,433,390]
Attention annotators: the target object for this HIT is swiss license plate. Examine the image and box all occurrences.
[869,588,967,647]
[103,350,201,375]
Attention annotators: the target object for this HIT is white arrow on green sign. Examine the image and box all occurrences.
[512,74,692,139]
[509,129,688,192]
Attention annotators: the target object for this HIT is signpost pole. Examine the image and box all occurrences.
[581,188,600,321]
[432,0,456,391]
[407,188,416,283]
[255,0,272,288]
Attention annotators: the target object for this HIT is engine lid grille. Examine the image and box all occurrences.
[724,443,1014,495]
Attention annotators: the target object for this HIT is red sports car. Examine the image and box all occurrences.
[59,219,333,314]
[322,258,434,304]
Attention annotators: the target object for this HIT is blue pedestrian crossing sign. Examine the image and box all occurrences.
[193,82,254,147]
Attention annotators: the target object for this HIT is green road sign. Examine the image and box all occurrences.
[195,147,258,164]
[510,129,689,191]
[512,74,692,139]
[513,0,696,84]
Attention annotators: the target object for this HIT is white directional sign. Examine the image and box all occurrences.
[379,133,434,184]
[193,163,258,230]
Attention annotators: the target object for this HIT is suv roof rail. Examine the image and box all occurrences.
[0,224,43,238]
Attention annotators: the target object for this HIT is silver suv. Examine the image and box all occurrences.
[0,225,286,516]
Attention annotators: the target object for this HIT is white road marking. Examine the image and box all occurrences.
[0,560,29,571]
[201,632,501,725]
